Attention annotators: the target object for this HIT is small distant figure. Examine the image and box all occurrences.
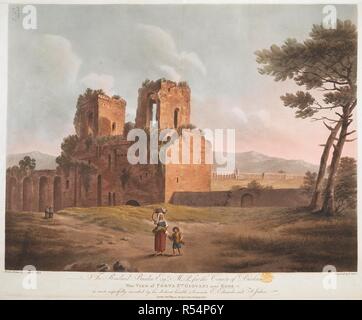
[44,207,49,219]
[44,206,54,219]
[48,206,54,219]
[170,226,184,256]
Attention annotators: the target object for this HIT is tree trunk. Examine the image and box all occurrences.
[322,98,356,216]
[321,118,349,216]
[309,121,342,211]
[74,164,78,207]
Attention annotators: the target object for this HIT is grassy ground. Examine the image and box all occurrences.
[211,177,304,191]
[5,205,357,272]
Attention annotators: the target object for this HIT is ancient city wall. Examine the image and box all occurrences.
[5,168,74,213]
[170,188,310,208]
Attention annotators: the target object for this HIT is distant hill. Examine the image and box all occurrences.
[216,151,319,175]
[7,151,57,170]
[7,150,319,175]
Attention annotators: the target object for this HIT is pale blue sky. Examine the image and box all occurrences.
[7,4,357,163]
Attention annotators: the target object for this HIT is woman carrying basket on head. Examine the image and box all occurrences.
[152,207,168,256]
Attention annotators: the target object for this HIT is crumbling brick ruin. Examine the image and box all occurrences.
[6,79,211,212]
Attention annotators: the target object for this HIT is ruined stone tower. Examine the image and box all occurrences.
[6,79,211,213]
[135,79,191,130]
[75,92,126,139]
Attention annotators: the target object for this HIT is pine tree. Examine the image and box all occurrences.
[256,20,357,215]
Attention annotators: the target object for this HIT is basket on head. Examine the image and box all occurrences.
[152,207,163,222]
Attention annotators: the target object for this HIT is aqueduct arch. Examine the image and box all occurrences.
[7,177,18,211]
[53,176,62,212]
[241,193,254,208]
[38,176,49,212]
[22,177,32,211]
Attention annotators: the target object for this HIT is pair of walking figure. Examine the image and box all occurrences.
[44,206,54,219]
[152,208,184,256]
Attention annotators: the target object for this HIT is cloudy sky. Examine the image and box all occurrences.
[7,4,357,163]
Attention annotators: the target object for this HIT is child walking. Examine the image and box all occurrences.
[170,226,184,256]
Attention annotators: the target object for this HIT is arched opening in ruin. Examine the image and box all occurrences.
[112,192,116,206]
[241,193,254,208]
[88,112,93,125]
[87,112,94,135]
[174,108,179,128]
[38,176,49,212]
[7,177,18,211]
[108,192,112,206]
[22,177,32,211]
[126,200,140,207]
[53,176,62,212]
[97,175,102,206]
[148,98,158,128]
[112,122,116,132]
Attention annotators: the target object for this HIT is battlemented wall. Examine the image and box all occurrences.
[6,167,69,212]
[77,94,126,139]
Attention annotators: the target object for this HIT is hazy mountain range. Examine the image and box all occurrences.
[231,151,318,174]
[6,151,58,170]
[7,150,319,174]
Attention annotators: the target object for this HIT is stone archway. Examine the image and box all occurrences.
[241,193,254,208]
[126,200,140,207]
[38,176,49,212]
[53,176,62,212]
[22,177,32,211]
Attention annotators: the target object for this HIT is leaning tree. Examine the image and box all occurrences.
[255,20,357,215]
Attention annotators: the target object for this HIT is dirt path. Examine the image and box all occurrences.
[6,212,234,272]
[130,222,230,272]
[6,208,357,272]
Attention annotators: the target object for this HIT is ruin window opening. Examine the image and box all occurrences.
[112,122,116,132]
[174,108,180,128]
[97,175,102,206]
[176,177,179,183]
[150,100,158,128]
[66,180,70,189]
[88,112,93,125]
[108,192,112,206]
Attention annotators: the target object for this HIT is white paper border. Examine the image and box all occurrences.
[0,0,361,300]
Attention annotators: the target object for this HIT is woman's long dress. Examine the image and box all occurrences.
[154,230,167,252]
